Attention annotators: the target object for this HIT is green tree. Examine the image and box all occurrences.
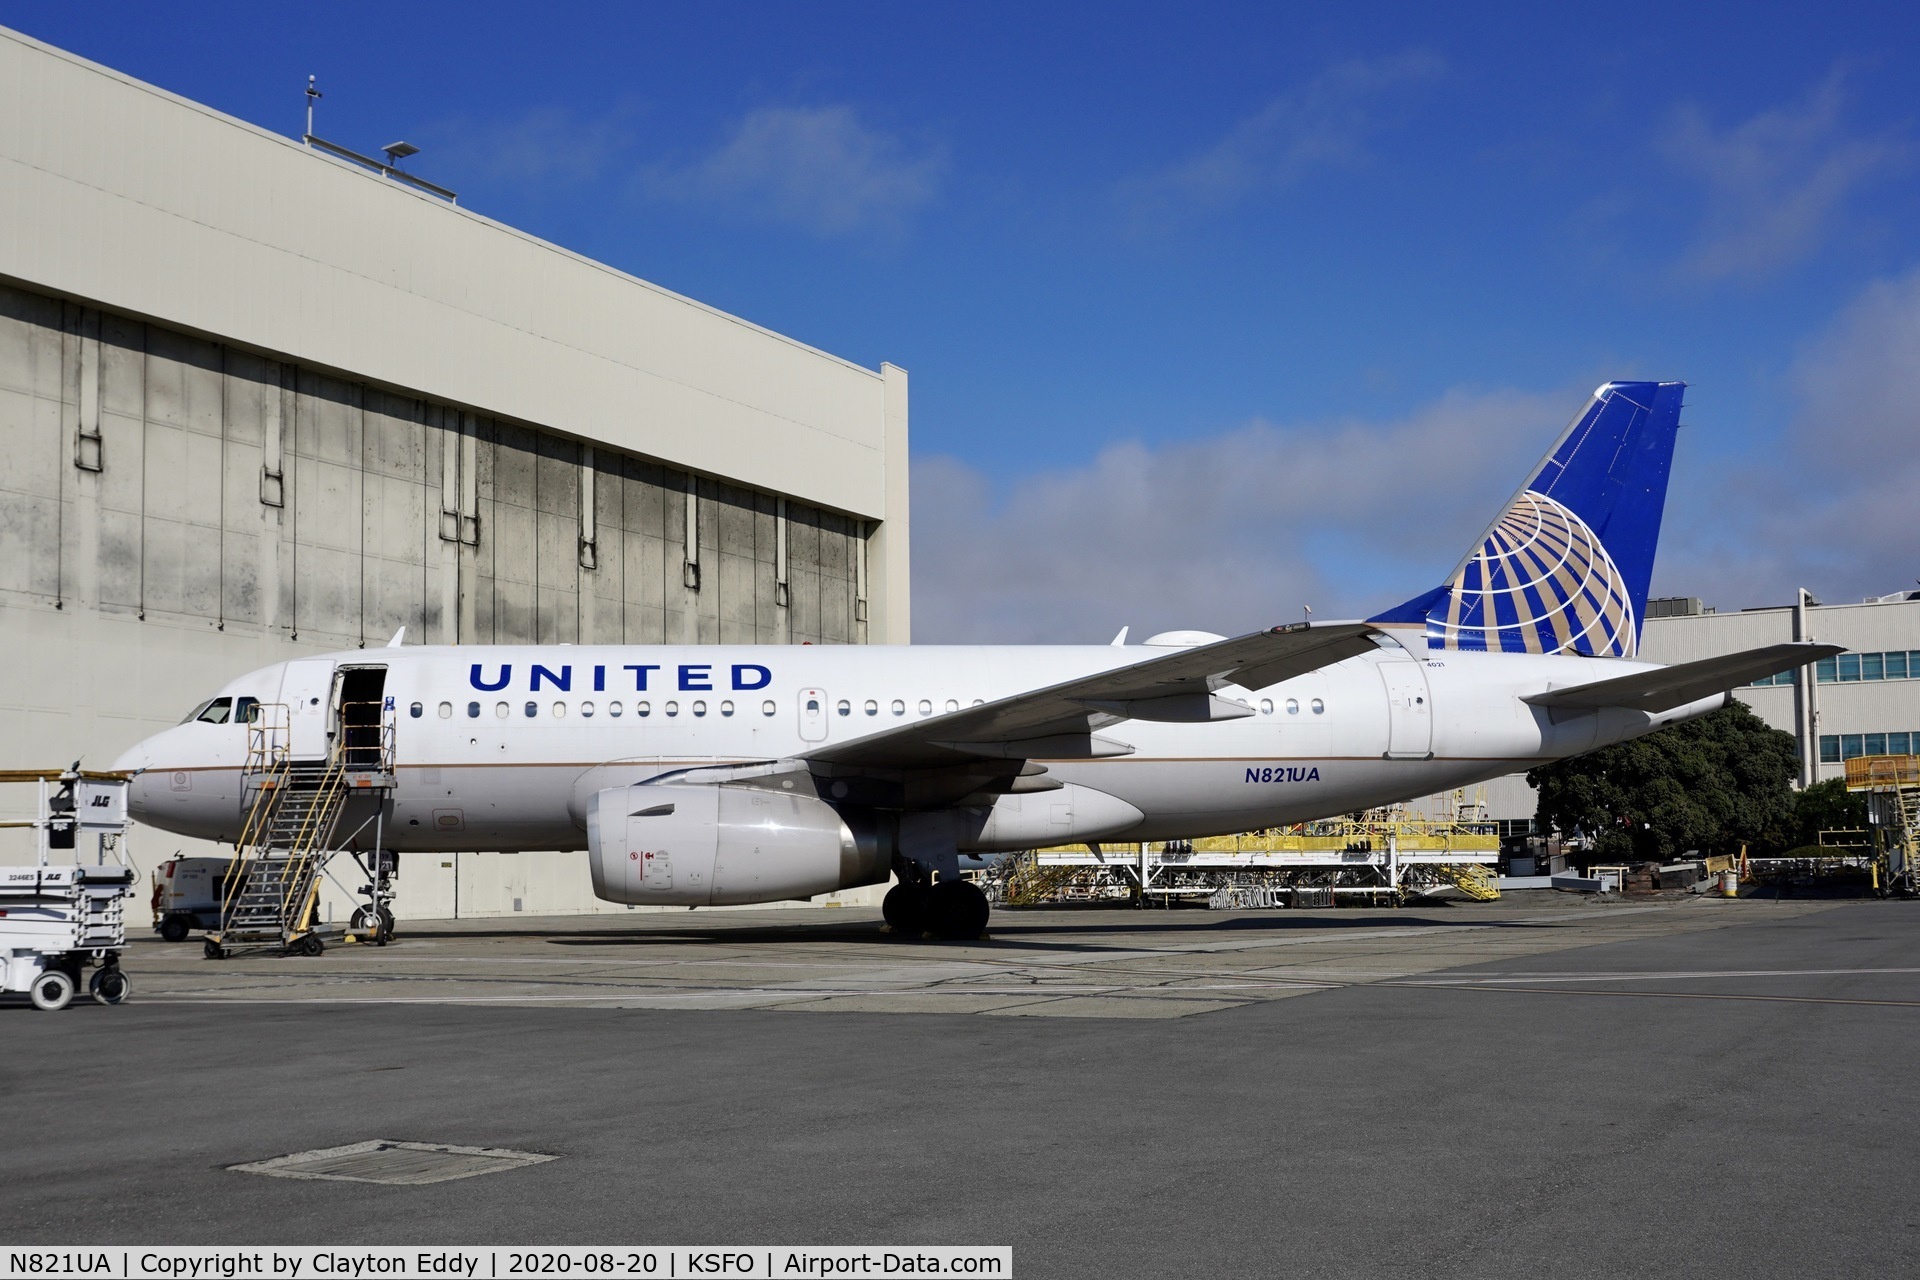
[1527,702,1798,862]
[1790,777,1869,848]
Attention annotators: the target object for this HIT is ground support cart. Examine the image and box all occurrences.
[0,863,136,1010]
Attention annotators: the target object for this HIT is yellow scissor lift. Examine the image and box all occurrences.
[204,697,394,959]
[1844,754,1920,897]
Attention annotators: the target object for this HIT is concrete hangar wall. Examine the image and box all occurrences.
[0,27,910,918]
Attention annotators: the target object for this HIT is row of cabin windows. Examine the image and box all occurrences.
[1753,650,1920,687]
[193,691,1338,726]
[405,696,1333,721]
[1819,732,1920,762]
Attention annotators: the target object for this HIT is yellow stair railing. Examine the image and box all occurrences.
[1433,862,1502,901]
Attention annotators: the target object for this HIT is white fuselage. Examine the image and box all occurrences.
[114,639,1724,854]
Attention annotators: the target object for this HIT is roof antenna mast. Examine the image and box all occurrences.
[304,75,322,144]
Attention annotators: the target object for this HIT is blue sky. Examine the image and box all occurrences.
[13,3,1920,640]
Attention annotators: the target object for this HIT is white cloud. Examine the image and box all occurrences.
[1660,74,1906,281]
[647,105,945,237]
[1122,51,1445,230]
[910,386,1570,644]
[1653,264,1920,607]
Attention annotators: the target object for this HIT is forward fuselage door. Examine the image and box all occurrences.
[798,687,828,742]
[1377,661,1433,759]
[279,659,337,760]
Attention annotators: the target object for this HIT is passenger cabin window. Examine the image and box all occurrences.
[762,700,776,716]
[1311,699,1325,715]
[194,698,234,725]
[468,702,481,718]
[891,700,905,716]
[581,702,595,718]
[610,701,624,717]
[837,700,851,717]
[439,702,453,719]
[409,702,424,719]
[524,701,538,718]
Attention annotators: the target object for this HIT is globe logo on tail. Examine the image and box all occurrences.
[1427,490,1636,657]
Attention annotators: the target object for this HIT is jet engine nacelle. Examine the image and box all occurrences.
[586,783,887,906]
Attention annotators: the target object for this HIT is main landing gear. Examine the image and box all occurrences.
[883,877,989,941]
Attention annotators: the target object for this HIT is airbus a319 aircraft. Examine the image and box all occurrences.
[115,381,1838,939]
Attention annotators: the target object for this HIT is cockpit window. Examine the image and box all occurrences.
[194,697,234,724]
[180,700,214,725]
[234,697,261,724]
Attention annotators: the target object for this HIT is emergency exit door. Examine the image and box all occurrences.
[1378,662,1433,759]
[797,688,828,742]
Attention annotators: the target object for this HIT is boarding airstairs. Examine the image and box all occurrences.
[205,693,392,958]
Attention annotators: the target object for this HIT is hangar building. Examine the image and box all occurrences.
[0,26,910,917]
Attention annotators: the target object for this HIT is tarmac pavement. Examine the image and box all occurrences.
[4,896,1916,1278]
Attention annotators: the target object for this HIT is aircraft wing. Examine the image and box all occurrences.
[802,621,1382,772]
[1522,642,1843,715]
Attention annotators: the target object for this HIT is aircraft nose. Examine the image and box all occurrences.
[111,735,161,820]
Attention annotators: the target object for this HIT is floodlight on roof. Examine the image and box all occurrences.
[383,141,420,165]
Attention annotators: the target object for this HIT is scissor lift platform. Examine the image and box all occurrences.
[0,768,137,1010]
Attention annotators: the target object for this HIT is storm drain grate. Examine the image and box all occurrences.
[229,1140,556,1185]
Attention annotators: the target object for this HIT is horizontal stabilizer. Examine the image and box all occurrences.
[1522,643,1844,714]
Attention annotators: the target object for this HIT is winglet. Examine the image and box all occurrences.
[386,627,406,648]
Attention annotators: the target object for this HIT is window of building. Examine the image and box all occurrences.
[1810,651,1920,684]
[1820,735,1841,763]
[1842,734,1863,757]
[1866,733,1887,755]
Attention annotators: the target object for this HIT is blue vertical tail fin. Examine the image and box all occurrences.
[1370,380,1684,658]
